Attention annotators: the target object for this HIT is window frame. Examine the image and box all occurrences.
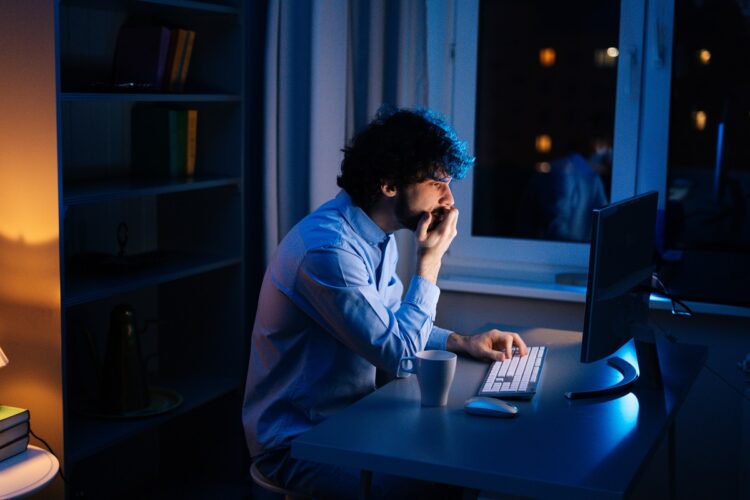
[441,0,653,290]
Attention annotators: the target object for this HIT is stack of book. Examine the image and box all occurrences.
[113,24,196,92]
[131,106,199,178]
[0,406,29,462]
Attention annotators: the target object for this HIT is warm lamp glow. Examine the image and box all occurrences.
[539,48,556,67]
[0,7,59,245]
[698,49,711,65]
[606,47,619,58]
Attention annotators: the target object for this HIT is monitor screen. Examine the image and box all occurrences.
[580,191,658,364]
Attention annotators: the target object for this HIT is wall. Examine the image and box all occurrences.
[0,1,63,497]
[436,290,750,498]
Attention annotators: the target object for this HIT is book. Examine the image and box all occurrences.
[174,110,187,177]
[164,28,189,92]
[131,106,196,178]
[0,421,29,449]
[131,106,182,178]
[0,435,28,463]
[186,109,198,176]
[176,30,196,92]
[113,25,172,89]
[0,406,29,434]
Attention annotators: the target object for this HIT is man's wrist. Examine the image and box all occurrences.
[446,332,467,354]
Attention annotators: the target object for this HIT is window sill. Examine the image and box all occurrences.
[438,273,750,319]
[438,273,586,303]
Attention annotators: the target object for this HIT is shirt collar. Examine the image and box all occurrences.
[335,191,390,247]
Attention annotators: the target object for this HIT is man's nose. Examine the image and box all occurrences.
[441,185,454,206]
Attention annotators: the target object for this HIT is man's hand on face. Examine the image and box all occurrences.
[446,329,529,362]
[414,206,458,283]
[416,206,458,255]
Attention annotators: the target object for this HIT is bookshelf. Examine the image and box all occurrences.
[57,0,252,496]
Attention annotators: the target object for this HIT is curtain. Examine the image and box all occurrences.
[263,0,449,274]
[263,0,313,262]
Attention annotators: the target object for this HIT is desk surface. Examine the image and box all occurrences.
[292,327,706,499]
[0,445,59,499]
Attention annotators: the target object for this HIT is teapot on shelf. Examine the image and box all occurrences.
[96,304,151,414]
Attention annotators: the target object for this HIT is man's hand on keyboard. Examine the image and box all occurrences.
[446,329,528,362]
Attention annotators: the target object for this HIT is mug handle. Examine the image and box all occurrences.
[400,356,417,374]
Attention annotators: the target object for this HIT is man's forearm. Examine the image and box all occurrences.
[446,331,467,354]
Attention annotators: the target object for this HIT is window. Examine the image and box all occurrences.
[445,0,646,286]
[472,1,619,243]
[443,0,749,308]
[642,0,750,307]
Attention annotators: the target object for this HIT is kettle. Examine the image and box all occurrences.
[98,304,150,414]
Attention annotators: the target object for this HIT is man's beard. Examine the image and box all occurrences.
[394,193,423,232]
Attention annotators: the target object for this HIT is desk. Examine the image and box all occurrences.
[292,328,706,499]
[0,445,59,499]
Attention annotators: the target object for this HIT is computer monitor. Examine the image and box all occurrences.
[565,191,660,399]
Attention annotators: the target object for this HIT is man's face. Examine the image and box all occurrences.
[394,175,454,232]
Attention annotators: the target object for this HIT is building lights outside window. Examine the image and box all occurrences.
[535,134,552,153]
[692,110,707,131]
[539,48,556,67]
[697,49,711,65]
[594,48,618,67]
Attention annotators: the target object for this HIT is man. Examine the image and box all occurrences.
[244,107,528,498]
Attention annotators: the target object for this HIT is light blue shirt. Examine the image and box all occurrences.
[243,191,452,456]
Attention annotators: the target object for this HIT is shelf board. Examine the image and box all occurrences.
[60,92,240,103]
[64,175,240,206]
[64,253,241,307]
[61,0,239,15]
[136,0,240,14]
[66,373,240,464]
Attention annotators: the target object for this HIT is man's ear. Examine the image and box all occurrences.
[380,182,397,198]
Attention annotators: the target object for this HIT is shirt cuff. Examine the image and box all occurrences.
[427,326,452,351]
[402,274,440,319]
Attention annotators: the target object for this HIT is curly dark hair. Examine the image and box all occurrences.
[337,106,474,209]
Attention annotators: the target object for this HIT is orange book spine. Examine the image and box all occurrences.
[186,109,198,176]
[167,29,188,91]
[177,30,196,92]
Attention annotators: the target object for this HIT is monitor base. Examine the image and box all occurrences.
[565,339,663,399]
[564,356,638,399]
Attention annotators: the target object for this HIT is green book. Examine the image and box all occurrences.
[0,406,29,434]
[131,105,183,178]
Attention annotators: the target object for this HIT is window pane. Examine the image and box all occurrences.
[472,0,620,242]
[666,0,750,253]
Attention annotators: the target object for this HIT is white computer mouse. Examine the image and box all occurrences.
[464,397,519,418]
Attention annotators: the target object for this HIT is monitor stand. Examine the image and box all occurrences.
[564,339,663,400]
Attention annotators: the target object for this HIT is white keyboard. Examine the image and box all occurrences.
[477,346,547,399]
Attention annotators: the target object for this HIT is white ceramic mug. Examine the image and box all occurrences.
[399,350,457,407]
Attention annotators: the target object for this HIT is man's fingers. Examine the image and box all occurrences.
[416,211,431,240]
[504,335,514,359]
[513,333,529,356]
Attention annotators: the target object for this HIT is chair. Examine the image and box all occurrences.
[249,461,311,500]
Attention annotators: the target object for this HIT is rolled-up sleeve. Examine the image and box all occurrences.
[294,247,440,376]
